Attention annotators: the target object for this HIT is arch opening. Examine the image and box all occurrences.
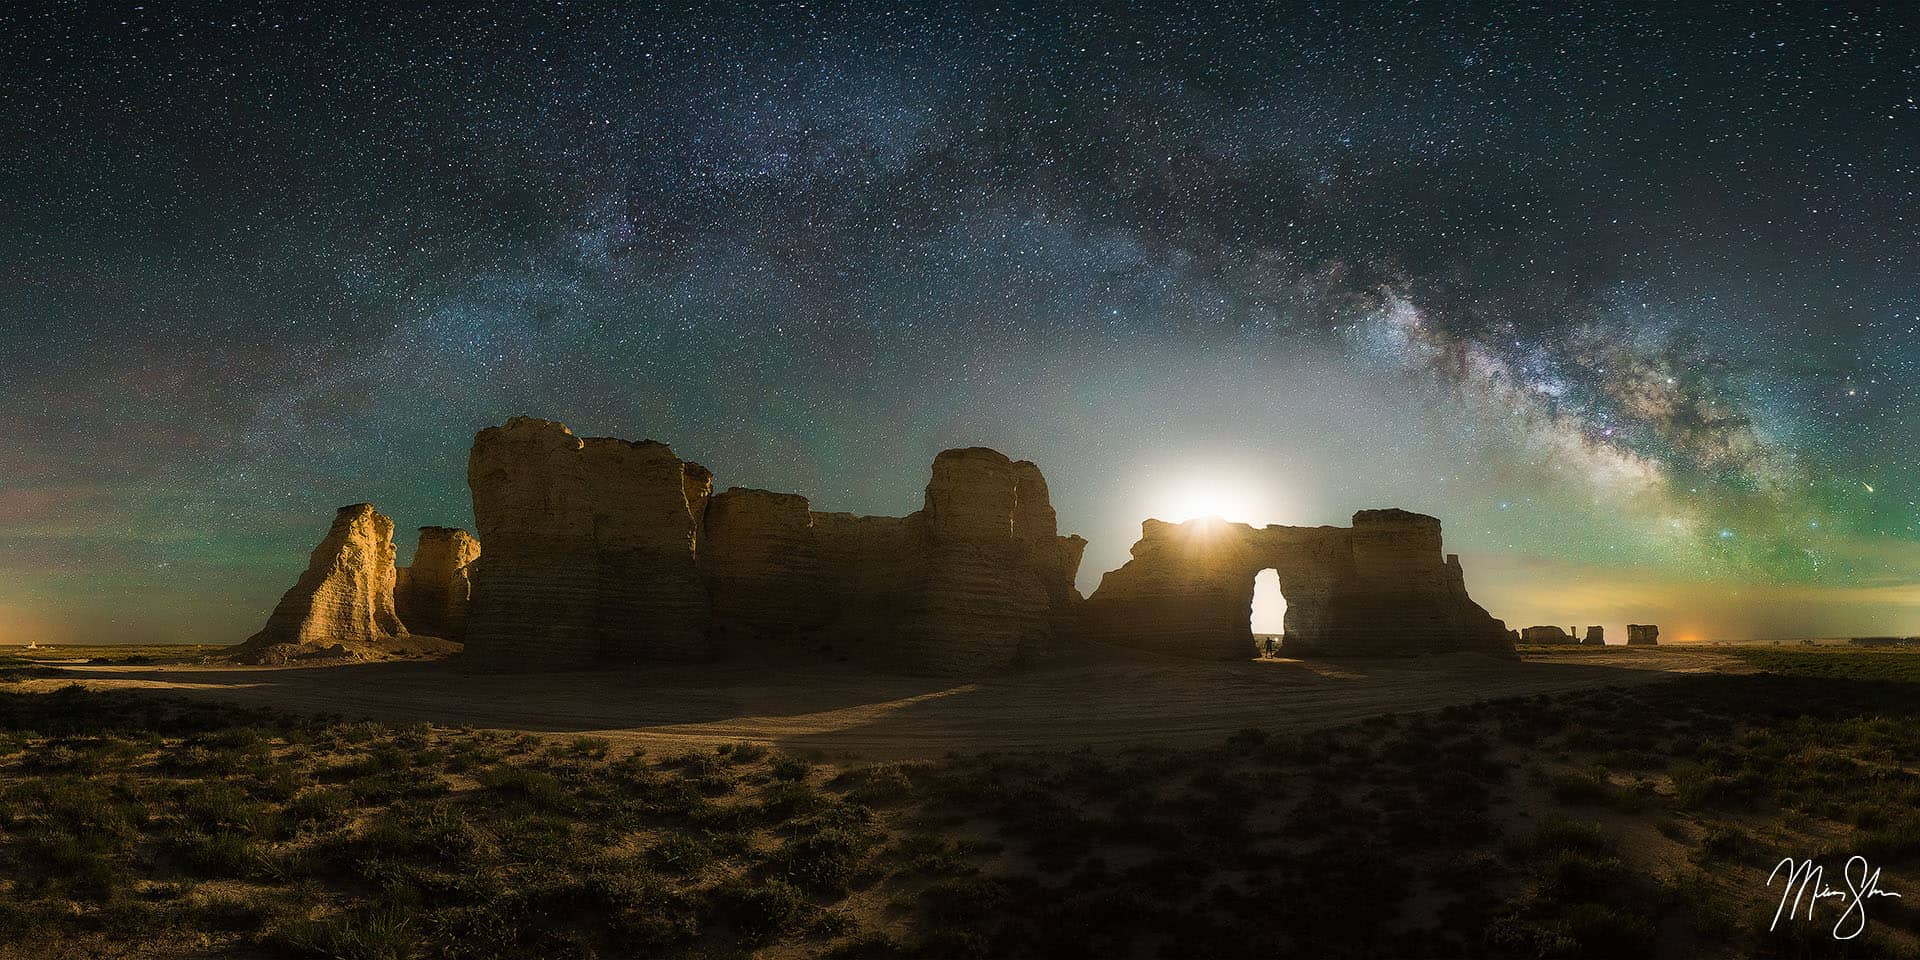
[1251,567,1287,657]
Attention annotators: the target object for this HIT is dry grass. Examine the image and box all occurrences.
[0,647,1915,956]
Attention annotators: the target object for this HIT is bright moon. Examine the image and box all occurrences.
[1158,478,1280,526]
[1154,476,1294,635]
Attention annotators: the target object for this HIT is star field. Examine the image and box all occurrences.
[2,1,1918,643]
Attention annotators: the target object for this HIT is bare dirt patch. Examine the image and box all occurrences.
[23,646,1744,759]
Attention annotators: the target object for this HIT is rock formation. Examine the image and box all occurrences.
[1081,509,1514,659]
[1582,625,1605,646]
[248,417,1521,673]
[459,419,1086,675]
[1521,625,1577,644]
[463,418,712,670]
[1009,459,1088,642]
[1627,623,1660,645]
[234,504,456,664]
[895,449,1069,672]
[697,453,1081,673]
[700,487,833,650]
[394,527,480,640]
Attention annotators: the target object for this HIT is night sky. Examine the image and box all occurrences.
[4,2,1918,645]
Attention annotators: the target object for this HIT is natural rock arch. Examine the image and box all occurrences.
[1082,510,1514,659]
[1250,567,1286,637]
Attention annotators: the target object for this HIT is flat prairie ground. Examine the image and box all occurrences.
[9,645,1739,759]
[1,644,1919,958]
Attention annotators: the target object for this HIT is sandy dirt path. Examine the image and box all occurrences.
[22,647,1744,759]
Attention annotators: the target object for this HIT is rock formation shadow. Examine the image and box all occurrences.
[58,649,1729,759]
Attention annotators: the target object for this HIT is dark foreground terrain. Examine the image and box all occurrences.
[0,646,1917,958]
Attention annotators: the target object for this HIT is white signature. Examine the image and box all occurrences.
[1770,856,1903,940]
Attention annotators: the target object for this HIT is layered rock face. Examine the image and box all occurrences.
[579,437,711,663]
[1583,625,1605,646]
[700,487,832,651]
[1082,509,1514,660]
[463,418,711,670]
[460,420,1085,675]
[804,512,921,660]
[898,449,1062,672]
[394,527,480,640]
[1009,460,1088,643]
[236,504,453,663]
[702,450,1086,672]
[1521,625,1576,644]
[1627,623,1660,645]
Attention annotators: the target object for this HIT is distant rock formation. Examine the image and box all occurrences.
[234,504,457,664]
[1583,625,1605,646]
[1627,623,1660,645]
[1521,625,1577,644]
[394,527,480,640]
[459,419,1087,675]
[1081,509,1514,659]
[1848,636,1920,647]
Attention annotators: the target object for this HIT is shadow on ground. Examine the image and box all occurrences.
[25,647,1742,759]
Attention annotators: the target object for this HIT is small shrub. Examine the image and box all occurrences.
[165,828,260,879]
[761,779,828,821]
[285,787,353,832]
[561,736,610,760]
[837,764,915,806]
[710,877,811,944]
[643,833,714,875]
[770,755,813,781]
[773,827,868,894]
[1545,768,1632,808]
[361,803,498,870]
[272,907,420,960]
[721,741,769,764]
[194,893,272,931]
[478,764,568,809]
[15,828,128,901]
[1510,818,1612,858]
[824,929,913,958]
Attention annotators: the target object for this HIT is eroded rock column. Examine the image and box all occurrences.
[900,448,1052,674]
[235,503,408,662]
[394,526,480,640]
[580,437,710,662]
[464,417,601,668]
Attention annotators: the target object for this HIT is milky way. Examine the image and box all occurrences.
[3,2,1918,643]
